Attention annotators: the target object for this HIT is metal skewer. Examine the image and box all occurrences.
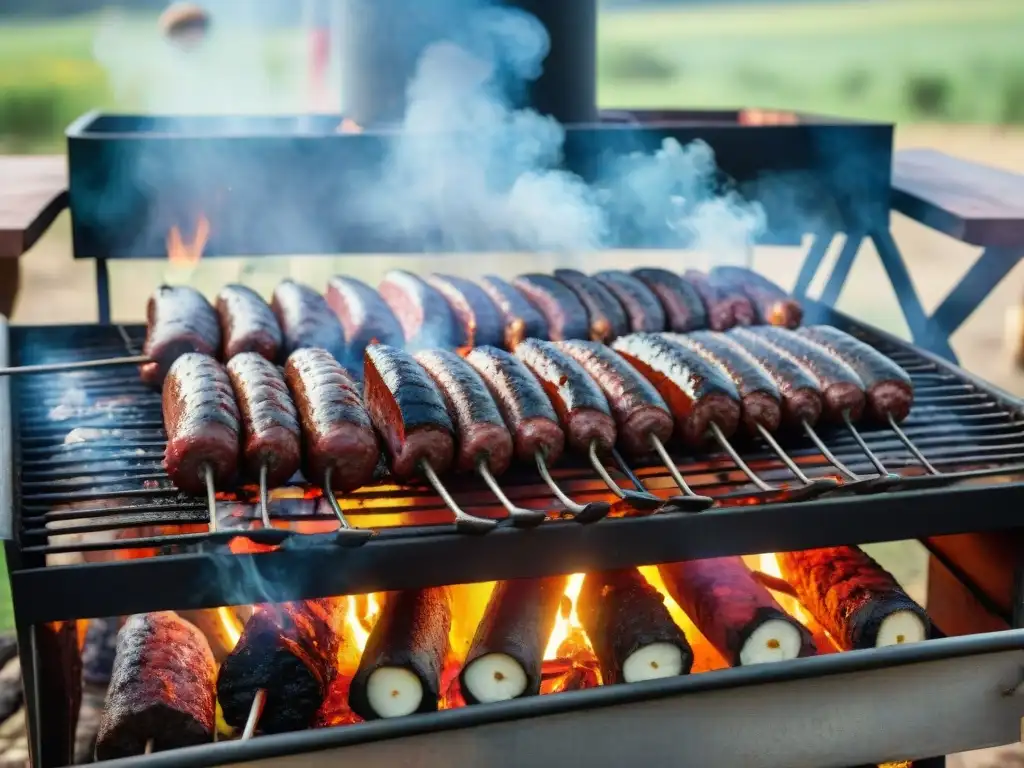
[801,418,898,494]
[145,739,153,755]
[534,450,611,523]
[204,463,218,534]
[258,463,272,528]
[887,413,940,475]
[476,459,547,527]
[0,354,151,376]
[753,424,838,493]
[646,434,715,511]
[323,468,375,544]
[419,460,498,534]
[587,440,664,511]
[242,689,266,740]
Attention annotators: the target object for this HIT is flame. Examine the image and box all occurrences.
[543,573,587,660]
[166,215,210,267]
[755,553,811,624]
[216,606,243,649]
[345,593,382,653]
[338,118,363,134]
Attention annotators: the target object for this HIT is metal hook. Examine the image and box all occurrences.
[258,463,271,528]
[587,440,663,511]
[323,468,375,544]
[476,459,547,527]
[420,460,497,534]
[887,413,940,475]
[801,419,898,494]
[754,424,837,493]
[636,436,715,512]
[534,451,610,524]
[203,463,217,534]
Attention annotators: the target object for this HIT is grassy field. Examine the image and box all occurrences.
[2,0,1024,151]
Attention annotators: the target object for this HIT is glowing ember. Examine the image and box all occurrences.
[166,215,210,268]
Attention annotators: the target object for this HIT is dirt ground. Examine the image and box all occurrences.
[10,124,1024,767]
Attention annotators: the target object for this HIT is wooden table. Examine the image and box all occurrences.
[0,155,68,317]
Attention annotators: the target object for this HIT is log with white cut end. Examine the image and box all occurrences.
[460,575,568,705]
[776,546,930,650]
[577,569,693,686]
[348,587,452,721]
[657,556,816,666]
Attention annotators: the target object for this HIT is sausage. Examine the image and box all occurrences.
[593,270,666,333]
[512,274,590,341]
[682,270,739,331]
[577,569,692,685]
[657,557,815,667]
[226,352,301,487]
[162,353,240,494]
[325,275,405,355]
[557,340,673,458]
[710,266,803,328]
[414,349,514,475]
[141,285,221,387]
[796,326,914,423]
[553,268,629,342]
[271,280,352,372]
[669,330,782,435]
[215,284,282,362]
[777,546,930,650]
[363,344,455,482]
[477,275,549,348]
[514,338,616,453]
[632,268,708,332]
[96,612,216,759]
[723,329,823,427]
[426,274,505,348]
[378,270,458,352]
[743,326,866,422]
[706,271,757,326]
[464,345,566,464]
[284,348,379,490]
[611,333,741,445]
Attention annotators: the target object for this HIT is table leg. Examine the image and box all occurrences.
[0,260,20,319]
[792,230,835,299]
[818,232,865,307]
[929,247,1023,341]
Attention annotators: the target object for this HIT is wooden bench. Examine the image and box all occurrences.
[794,148,1024,363]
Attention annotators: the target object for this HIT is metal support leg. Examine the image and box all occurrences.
[95,258,111,325]
[930,247,1024,340]
[793,230,836,299]
[818,232,865,307]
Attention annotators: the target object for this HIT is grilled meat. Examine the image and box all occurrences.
[683,270,744,331]
[215,284,283,362]
[593,270,666,333]
[477,275,549,348]
[512,273,590,341]
[710,266,803,328]
[271,279,352,373]
[141,285,221,386]
[632,268,708,332]
[554,268,629,342]
[325,275,405,356]
[378,270,458,352]
[426,274,505,349]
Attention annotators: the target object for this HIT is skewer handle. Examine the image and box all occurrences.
[420,460,497,534]
[0,354,150,377]
[533,451,610,524]
[475,459,547,527]
[241,688,266,741]
[203,463,218,534]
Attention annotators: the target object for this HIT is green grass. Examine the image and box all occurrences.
[2,0,1024,151]
[0,550,13,632]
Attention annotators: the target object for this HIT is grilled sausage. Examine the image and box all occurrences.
[710,266,803,328]
[215,284,282,362]
[271,280,352,371]
[162,353,240,494]
[611,333,741,445]
[285,348,379,490]
[325,275,405,355]
[557,340,673,458]
[414,349,513,475]
[141,285,221,387]
[670,331,782,435]
[577,569,692,685]
[477,275,549,348]
[657,557,815,667]
[723,329,823,427]
[426,274,504,349]
[464,346,565,464]
[743,326,866,422]
[797,326,914,423]
[514,339,616,453]
[512,274,590,342]
[363,344,455,481]
[554,268,629,342]
[777,546,930,650]
[96,612,216,759]
[226,353,301,487]
[632,268,707,332]
[682,270,739,331]
[378,270,458,352]
[593,270,666,333]
[706,271,757,326]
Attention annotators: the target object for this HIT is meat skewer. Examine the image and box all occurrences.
[285,347,379,541]
[657,557,816,666]
[515,339,619,522]
[577,569,693,685]
[415,349,545,527]
[777,546,930,650]
[513,273,590,341]
[96,612,216,759]
[464,345,609,521]
[364,344,496,533]
[703,270,758,327]
[594,270,666,333]
[632,267,708,332]
[427,274,505,349]
[226,352,301,525]
[215,284,283,362]
[556,340,712,509]
[271,279,354,374]
[710,266,803,328]
[554,268,630,342]
[349,587,453,720]
[460,575,568,704]
[683,270,745,331]
[477,275,549,348]
[140,285,222,386]
[325,275,405,354]
[378,270,458,351]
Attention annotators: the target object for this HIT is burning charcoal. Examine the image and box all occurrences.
[96,613,216,760]
[577,569,692,685]
[657,557,815,667]
[82,618,120,685]
[460,576,568,705]
[777,546,930,650]
[349,587,452,720]
[217,599,351,734]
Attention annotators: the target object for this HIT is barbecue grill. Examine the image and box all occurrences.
[6,1,1024,766]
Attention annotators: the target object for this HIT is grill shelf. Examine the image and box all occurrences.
[4,302,1024,623]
